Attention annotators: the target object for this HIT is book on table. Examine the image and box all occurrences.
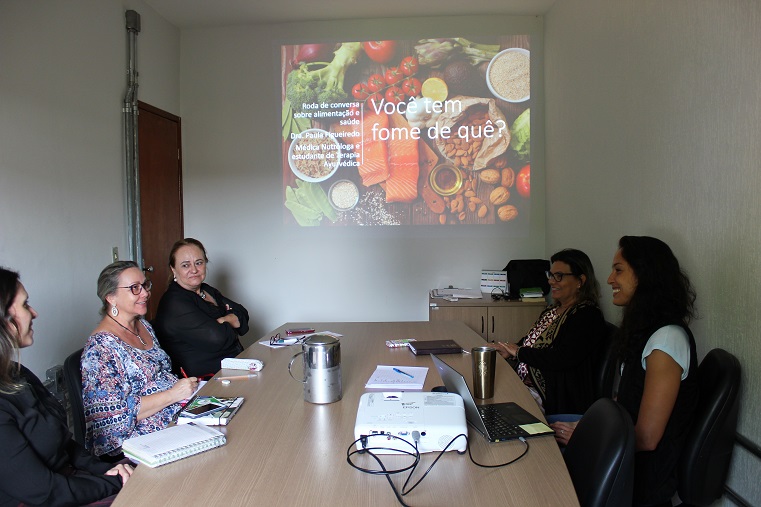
[122,422,226,468]
[407,339,463,356]
[177,396,245,426]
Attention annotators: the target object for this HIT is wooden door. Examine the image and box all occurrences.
[138,101,183,319]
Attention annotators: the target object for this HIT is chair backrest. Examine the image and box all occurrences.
[678,348,741,506]
[563,398,635,507]
[63,348,86,446]
[594,321,619,400]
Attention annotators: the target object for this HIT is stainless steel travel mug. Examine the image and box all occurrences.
[472,346,497,399]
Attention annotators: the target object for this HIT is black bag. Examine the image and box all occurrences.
[504,259,550,298]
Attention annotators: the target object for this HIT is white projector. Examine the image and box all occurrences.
[354,392,468,454]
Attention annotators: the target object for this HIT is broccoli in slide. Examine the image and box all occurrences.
[286,42,362,113]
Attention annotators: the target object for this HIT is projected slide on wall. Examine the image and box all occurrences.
[281,36,531,227]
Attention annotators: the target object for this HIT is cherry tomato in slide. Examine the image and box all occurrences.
[367,92,383,108]
[401,77,421,97]
[352,82,370,100]
[362,40,397,64]
[367,74,385,93]
[385,86,405,105]
[384,67,403,86]
[517,165,531,198]
[400,56,419,76]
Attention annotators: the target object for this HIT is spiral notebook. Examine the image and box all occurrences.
[122,422,226,468]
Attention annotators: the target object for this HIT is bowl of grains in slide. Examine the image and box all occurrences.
[288,128,342,182]
[486,48,530,103]
[328,179,360,211]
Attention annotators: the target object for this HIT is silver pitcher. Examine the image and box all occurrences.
[288,334,342,404]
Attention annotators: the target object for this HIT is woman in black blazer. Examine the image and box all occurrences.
[153,238,250,378]
[0,267,132,507]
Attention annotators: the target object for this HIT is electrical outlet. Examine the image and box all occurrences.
[112,247,119,262]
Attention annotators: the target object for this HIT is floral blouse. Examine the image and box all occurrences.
[81,319,180,456]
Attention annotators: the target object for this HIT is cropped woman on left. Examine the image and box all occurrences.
[0,267,132,507]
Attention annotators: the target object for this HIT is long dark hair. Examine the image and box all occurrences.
[0,268,23,393]
[617,236,696,352]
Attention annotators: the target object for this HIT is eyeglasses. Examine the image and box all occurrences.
[269,333,310,347]
[119,280,153,295]
[545,271,575,282]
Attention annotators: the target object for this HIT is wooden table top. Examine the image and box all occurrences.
[112,321,579,507]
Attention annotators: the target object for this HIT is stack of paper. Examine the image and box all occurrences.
[430,288,482,299]
[365,365,428,389]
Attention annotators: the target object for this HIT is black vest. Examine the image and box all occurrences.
[617,326,699,507]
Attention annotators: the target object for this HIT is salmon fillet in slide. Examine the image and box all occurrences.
[385,128,419,203]
[356,111,389,187]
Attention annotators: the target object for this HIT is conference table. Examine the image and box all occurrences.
[112,321,579,507]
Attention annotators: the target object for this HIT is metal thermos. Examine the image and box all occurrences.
[472,346,497,399]
[288,334,342,404]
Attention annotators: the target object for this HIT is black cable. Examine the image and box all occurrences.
[346,434,420,507]
[467,436,530,468]
[346,433,530,506]
[400,433,468,495]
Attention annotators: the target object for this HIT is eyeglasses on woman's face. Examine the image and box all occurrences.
[118,280,152,295]
[545,271,575,283]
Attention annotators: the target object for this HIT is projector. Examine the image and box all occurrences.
[354,392,468,454]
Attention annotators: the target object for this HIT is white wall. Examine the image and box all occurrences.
[0,0,179,377]
[179,16,546,346]
[545,1,761,504]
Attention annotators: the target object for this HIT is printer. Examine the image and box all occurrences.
[354,392,468,454]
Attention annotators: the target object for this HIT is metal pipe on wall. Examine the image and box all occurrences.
[123,10,142,263]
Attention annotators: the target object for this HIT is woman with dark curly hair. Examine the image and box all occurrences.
[553,236,698,507]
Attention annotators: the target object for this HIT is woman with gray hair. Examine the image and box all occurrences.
[494,248,607,416]
[81,261,198,457]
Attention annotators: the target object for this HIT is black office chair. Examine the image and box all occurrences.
[593,322,619,400]
[563,398,635,507]
[677,348,741,506]
[63,348,87,446]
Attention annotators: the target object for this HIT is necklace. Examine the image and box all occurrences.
[107,314,147,346]
[199,290,207,300]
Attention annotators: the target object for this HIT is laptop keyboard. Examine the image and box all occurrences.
[479,405,522,439]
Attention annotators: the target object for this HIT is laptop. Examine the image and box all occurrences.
[430,354,554,442]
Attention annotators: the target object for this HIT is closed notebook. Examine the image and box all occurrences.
[408,340,462,355]
[177,396,245,426]
[122,422,226,468]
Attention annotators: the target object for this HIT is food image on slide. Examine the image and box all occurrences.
[280,36,532,227]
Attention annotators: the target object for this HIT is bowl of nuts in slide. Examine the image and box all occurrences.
[486,48,530,103]
[288,128,342,182]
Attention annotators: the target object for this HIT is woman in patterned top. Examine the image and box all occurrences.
[493,249,607,416]
[81,261,198,457]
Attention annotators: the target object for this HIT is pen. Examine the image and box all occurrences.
[181,367,188,378]
[393,367,414,379]
[216,374,257,381]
